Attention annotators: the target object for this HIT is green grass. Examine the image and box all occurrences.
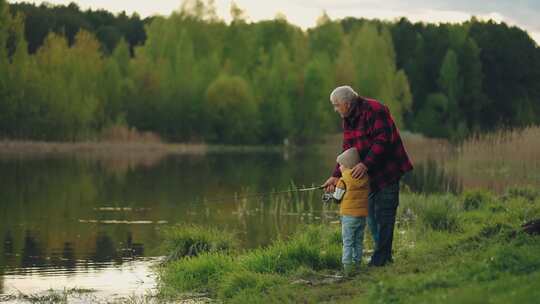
[158,252,236,297]
[239,225,342,274]
[160,224,238,262]
[461,188,494,211]
[157,186,540,303]
[218,271,287,300]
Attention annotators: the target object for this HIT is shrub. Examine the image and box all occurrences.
[161,224,238,262]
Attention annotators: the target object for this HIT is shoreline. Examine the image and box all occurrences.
[0,140,287,156]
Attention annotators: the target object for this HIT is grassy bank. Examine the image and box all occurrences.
[156,186,540,303]
[0,140,290,156]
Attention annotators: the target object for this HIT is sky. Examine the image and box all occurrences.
[8,0,540,44]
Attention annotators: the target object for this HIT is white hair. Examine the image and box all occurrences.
[330,86,358,104]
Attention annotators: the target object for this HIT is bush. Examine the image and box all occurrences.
[461,189,493,211]
[161,224,238,262]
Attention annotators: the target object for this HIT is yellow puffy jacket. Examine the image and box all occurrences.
[336,169,370,217]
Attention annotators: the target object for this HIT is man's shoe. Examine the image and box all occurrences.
[368,258,392,267]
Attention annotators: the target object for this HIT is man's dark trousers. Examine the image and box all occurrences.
[367,181,399,266]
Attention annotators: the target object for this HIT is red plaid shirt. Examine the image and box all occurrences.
[333,97,413,192]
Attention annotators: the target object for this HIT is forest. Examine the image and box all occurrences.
[1,0,539,143]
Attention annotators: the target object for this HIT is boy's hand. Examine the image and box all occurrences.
[351,162,367,179]
[322,176,339,192]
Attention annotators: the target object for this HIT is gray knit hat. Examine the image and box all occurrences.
[336,147,360,169]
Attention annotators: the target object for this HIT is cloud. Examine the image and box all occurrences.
[7,0,540,43]
[295,0,540,42]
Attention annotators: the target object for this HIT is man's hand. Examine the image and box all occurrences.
[351,162,368,179]
[322,176,339,193]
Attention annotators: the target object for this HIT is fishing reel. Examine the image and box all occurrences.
[321,192,334,204]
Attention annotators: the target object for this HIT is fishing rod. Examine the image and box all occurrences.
[192,185,325,204]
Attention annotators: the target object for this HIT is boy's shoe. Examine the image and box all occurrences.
[343,263,360,278]
[343,264,354,278]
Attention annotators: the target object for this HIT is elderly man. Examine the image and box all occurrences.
[322,85,413,267]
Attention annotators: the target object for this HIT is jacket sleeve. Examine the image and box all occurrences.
[332,163,342,178]
[363,108,393,170]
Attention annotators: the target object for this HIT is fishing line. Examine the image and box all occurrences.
[190,185,325,205]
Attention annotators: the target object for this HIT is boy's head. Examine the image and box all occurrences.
[336,148,359,170]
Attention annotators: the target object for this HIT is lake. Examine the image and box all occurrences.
[1,131,539,301]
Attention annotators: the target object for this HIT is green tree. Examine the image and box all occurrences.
[3,13,33,137]
[9,2,147,54]
[295,54,333,142]
[0,0,8,54]
[414,93,449,138]
[351,23,411,127]
[308,13,344,59]
[253,43,294,143]
[469,19,540,128]
[222,15,256,76]
[204,74,258,143]
[459,37,488,133]
[0,1,14,137]
[32,31,102,139]
[129,11,222,140]
[438,48,463,135]
[334,36,356,86]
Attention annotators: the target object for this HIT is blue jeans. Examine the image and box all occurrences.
[341,215,367,266]
[367,182,400,266]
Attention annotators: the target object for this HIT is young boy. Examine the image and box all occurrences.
[331,147,370,276]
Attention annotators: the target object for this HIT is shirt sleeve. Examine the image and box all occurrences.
[363,108,393,170]
[332,163,342,178]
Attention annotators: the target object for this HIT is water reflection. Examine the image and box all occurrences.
[93,233,118,264]
[21,232,45,268]
[3,232,13,257]
[0,152,332,277]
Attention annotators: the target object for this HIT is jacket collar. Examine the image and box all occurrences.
[344,96,365,128]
